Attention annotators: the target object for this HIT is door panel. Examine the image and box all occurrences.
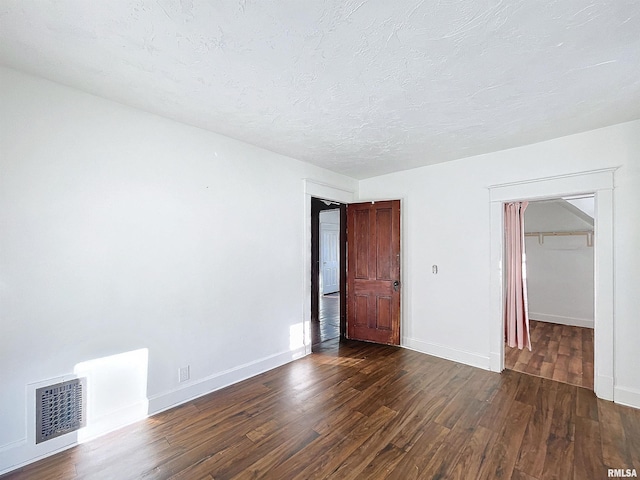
[376,207,393,280]
[355,295,368,326]
[354,209,370,279]
[347,200,400,345]
[377,296,392,329]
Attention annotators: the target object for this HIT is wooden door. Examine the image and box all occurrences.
[347,200,400,345]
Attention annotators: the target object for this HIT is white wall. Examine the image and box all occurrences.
[524,199,594,328]
[358,120,640,407]
[0,67,356,473]
[524,199,593,233]
[525,235,594,328]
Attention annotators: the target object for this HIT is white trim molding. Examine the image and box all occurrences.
[529,313,594,329]
[488,168,615,201]
[489,168,616,402]
[0,347,306,476]
[403,337,491,371]
[614,385,640,410]
[303,179,356,204]
[148,347,306,414]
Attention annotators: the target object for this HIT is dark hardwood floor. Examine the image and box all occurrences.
[506,320,594,390]
[311,292,340,347]
[3,338,638,480]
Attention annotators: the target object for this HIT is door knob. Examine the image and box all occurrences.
[393,280,400,291]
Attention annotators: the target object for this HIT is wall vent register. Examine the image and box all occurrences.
[35,378,86,444]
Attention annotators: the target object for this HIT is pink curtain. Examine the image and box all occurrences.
[504,201,531,350]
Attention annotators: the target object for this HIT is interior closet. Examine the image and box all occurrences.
[505,195,595,389]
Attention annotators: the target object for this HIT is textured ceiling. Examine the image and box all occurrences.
[1,1,639,179]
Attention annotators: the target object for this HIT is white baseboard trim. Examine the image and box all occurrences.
[0,433,77,476]
[529,312,594,329]
[595,375,614,401]
[0,396,154,475]
[614,385,640,410]
[489,352,502,373]
[149,346,307,415]
[79,400,150,444]
[402,337,490,371]
[0,440,26,454]
[0,346,308,476]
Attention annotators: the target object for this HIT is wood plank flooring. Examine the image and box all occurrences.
[311,293,340,347]
[3,338,638,480]
[505,320,594,390]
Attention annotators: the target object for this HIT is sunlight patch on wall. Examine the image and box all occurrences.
[289,323,304,352]
[73,348,149,443]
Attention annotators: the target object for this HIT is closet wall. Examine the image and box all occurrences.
[524,199,594,328]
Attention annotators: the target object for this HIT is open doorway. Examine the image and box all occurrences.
[504,195,595,389]
[490,168,614,400]
[309,197,402,351]
[311,197,346,351]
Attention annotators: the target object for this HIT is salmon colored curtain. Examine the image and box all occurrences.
[504,201,531,351]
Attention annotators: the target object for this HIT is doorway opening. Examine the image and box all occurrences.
[489,167,615,401]
[311,197,346,351]
[504,195,595,390]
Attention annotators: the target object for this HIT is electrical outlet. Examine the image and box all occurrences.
[178,366,190,383]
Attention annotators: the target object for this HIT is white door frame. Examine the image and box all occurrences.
[303,180,355,355]
[488,168,616,400]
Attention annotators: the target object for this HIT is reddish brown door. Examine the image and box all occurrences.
[347,200,400,345]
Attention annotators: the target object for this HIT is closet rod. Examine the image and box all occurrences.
[525,231,594,247]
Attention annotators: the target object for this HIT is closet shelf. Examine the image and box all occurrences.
[525,230,594,247]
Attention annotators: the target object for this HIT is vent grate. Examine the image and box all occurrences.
[36,378,86,444]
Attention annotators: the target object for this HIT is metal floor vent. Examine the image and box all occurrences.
[36,378,86,444]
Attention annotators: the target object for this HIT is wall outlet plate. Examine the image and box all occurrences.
[178,366,190,383]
